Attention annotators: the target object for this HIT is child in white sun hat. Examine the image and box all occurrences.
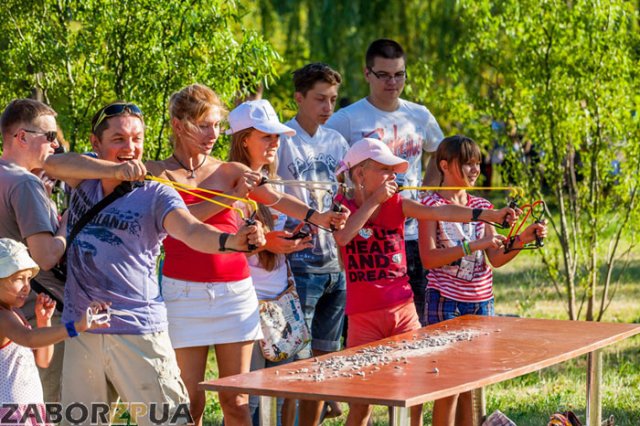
[332,138,518,426]
[0,238,109,423]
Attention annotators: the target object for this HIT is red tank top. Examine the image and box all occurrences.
[162,189,250,282]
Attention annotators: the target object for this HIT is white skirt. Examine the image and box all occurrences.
[162,276,262,348]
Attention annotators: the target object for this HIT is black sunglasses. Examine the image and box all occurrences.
[92,103,143,133]
[15,129,58,143]
[367,67,408,82]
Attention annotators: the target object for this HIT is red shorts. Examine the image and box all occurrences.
[346,300,421,348]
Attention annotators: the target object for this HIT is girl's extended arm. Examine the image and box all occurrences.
[250,183,348,231]
[403,198,516,225]
[0,300,110,368]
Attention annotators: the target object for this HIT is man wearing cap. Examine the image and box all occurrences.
[275,63,350,424]
[326,39,444,326]
[0,98,67,402]
[44,101,265,426]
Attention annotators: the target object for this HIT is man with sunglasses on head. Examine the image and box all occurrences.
[0,98,67,403]
[326,38,445,328]
[44,101,265,426]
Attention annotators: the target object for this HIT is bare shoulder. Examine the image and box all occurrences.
[213,161,251,181]
[145,159,173,178]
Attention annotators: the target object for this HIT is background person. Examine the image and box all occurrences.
[326,38,445,326]
[0,98,67,402]
[277,63,349,424]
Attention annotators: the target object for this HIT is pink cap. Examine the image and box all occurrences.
[226,99,296,136]
[336,138,409,176]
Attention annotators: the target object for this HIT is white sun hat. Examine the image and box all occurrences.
[226,99,296,136]
[0,238,40,279]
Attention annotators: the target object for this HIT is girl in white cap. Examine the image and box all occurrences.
[0,238,108,424]
[332,138,517,426]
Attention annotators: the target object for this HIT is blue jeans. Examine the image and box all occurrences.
[293,272,346,358]
[425,288,495,325]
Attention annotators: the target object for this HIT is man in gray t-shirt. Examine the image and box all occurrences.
[0,98,67,402]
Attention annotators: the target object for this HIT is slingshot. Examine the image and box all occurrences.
[258,177,346,232]
[86,306,142,327]
[146,175,260,251]
[503,199,546,253]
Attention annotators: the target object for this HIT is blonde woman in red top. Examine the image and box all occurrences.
[146,85,346,426]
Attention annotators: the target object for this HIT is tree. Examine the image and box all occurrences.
[418,0,640,320]
[0,0,280,160]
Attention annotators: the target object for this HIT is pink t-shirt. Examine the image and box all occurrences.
[422,192,494,302]
[336,193,413,315]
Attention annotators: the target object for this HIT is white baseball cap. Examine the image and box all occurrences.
[226,99,296,136]
[0,238,40,279]
[336,138,409,176]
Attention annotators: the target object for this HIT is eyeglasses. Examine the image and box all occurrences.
[15,129,58,143]
[92,103,143,133]
[367,68,407,83]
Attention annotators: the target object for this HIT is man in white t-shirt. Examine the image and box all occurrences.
[277,63,349,425]
[326,39,444,326]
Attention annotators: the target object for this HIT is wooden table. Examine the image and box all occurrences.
[200,315,640,426]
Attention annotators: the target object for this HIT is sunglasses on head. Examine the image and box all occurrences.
[92,103,143,133]
[15,128,58,143]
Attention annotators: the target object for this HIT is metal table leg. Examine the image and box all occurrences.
[391,406,410,426]
[586,350,602,426]
[259,396,277,426]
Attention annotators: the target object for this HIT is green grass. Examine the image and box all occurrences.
[203,249,640,426]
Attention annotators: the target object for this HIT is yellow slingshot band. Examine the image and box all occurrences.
[145,175,258,220]
[399,186,525,198]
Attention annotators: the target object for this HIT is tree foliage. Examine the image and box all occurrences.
[0,0,280,160]
[436,0,640,320]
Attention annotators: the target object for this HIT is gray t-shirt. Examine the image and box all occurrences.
[277,119,349,274]
[0,158,64,313]
[62,179,187,334]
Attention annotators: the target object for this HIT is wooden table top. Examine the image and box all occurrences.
[200,315,640,407]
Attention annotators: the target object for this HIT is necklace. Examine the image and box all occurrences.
[172,154,207,179]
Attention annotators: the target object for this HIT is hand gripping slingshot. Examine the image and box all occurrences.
[258,177,347,232]
[402,185,546,252]
[86,306,142,328]
[146,175,260,251]
[502,199,546,253]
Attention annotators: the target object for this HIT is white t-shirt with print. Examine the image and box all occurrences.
[277,119,349,274]
[326,97,444,240]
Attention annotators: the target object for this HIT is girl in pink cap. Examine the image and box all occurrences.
[333,138,517,426]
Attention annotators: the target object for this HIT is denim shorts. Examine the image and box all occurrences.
[293,272,346,357]
[424,288,494,325]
